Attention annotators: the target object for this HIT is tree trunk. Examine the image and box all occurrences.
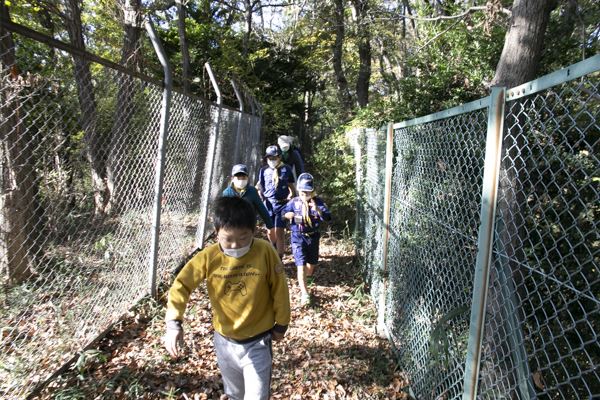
[491,0,558,88]
[402,0,417,38]
[481,0,558,396]
[106,0,142,215]
[177,0,191,94]
[63,0,109,217]
[243,0,253,56]
[0,4,34,284]
[376,38,400,98]
[352,0,371,108]
[332,0,353,114]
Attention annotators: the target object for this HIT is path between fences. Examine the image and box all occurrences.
[37,236,410,400]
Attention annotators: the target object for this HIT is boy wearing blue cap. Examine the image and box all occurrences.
[257,145,296,258]
[223,164,274,230]
[282,173,331,305]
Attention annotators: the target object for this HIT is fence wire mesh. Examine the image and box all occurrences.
[478,72,599,399]
[351,127,387,308]
[352,57,599,399]
[388,109,488,399]
[0,26,262,398]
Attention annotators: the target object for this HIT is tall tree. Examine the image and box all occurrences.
[491,0,558,87]
[61,0,109,216]
[481,0,558,395]
[351,0,372,107]
[0,4,35,283]
[332,0,353,113]
[106,0,143,214]
[177,0,192,94]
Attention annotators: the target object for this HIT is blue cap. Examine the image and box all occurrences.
[297,173,314,192]
[265,145,281,158]
[231,164,248,176]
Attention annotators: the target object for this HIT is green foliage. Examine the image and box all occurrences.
[52,386,88,400]
[541,0,600,73]
[428,305,469,369]
[72,349,107,379]
[312,128,357,231]
[356,4,505,129]
[82,0,125,62]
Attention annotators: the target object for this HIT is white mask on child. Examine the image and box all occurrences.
[233,178,248,189]
[222,242,252,258]
[278,139,290,152]
[267,160,278,169]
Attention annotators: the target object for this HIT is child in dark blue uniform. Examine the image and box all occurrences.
[257,146,296,259]
[282,173,331,305]
[277,135,305,180]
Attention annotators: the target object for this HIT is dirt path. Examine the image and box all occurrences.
[39,237,408,399]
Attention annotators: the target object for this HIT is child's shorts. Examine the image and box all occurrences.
[291,231,320,266]
[264,200,288,228]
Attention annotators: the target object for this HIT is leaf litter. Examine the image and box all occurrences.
[38,236,410,399]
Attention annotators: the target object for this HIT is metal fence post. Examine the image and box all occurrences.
[145,18,172,298]
[462,87,506,399]
[248,94,262,183]
[231,79,244,166]
[196,62,222,248]
[352,128,365,237]
[377,122,394,337]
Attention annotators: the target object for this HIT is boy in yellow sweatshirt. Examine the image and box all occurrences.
[164,196,291,399]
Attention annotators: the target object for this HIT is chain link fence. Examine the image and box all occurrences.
[0,21,262,399]
[351,56,599,399]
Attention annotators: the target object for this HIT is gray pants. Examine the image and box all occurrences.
[214,331,273,400]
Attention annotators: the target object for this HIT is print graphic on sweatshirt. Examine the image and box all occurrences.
[224,281,247,296]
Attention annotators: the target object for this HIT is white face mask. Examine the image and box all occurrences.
[278,139,290,151]
[267,159,279,169]
[233,177,248,189]
[222,242,252,258]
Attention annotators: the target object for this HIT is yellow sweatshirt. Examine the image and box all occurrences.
[166,238,291,340]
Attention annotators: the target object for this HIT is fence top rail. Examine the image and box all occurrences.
[506,53,600,101]
[393,97,490,130]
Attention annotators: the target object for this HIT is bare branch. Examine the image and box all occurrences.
[375,5,511,23]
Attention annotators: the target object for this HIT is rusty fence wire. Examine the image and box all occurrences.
[351,55,599,399]
[0,23,262,399]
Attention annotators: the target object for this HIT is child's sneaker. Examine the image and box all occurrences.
[300,293,311,306]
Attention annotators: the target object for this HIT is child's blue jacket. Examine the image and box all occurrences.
[222,184,274,229]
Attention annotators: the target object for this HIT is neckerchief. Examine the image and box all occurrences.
[271,161,283,188]
[302,196,322,227]
[302,198,313,227]
[234,186,246,196]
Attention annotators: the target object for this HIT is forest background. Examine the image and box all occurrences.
[4,0,599,228]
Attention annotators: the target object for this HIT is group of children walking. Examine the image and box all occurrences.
[225,142,331,306]
[163,137,331,399]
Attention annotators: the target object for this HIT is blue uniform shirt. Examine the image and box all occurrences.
[258,164,295,201]
[282,196,331,234]
[282,147,305,179]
